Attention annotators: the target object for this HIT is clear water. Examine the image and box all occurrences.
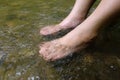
[0,0,120,80]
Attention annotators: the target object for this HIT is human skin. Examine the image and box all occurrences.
[39,0,120,61]
[40,0,95,35]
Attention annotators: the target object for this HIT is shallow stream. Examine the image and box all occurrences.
[0,0,120,80]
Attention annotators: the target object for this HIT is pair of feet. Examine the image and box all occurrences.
[39,17,95,61]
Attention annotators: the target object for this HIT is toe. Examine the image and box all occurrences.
[40,26,51,35]
[45,52,66,61]
[45,53,56,61]
[51,53,67,61]
[40,25,61,35]
[39,49,49,59]
[39,42,52,59]
[39,47,45,56]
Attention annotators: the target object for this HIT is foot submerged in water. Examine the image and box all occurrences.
[40,16,85,36]
[39,38,87,61]
[39,28,97,61]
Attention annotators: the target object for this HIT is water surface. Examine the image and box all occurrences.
[0,0,120,80]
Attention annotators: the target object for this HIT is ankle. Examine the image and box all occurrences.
[59,16,85,28]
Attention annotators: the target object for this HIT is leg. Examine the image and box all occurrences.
[40,0,95,35]
[39,0,120,61]
[62,0,120,47]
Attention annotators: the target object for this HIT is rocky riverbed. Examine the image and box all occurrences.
[0,0,120,80]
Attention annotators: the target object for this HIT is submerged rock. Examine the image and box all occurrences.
[0,0,120,80]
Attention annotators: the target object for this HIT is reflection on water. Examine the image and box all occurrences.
[0,0,120,80]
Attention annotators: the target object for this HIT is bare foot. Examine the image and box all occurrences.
[39,38,87,61]
[40,17,84,36]
[39,26,97,61]
[39,25,70,36]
